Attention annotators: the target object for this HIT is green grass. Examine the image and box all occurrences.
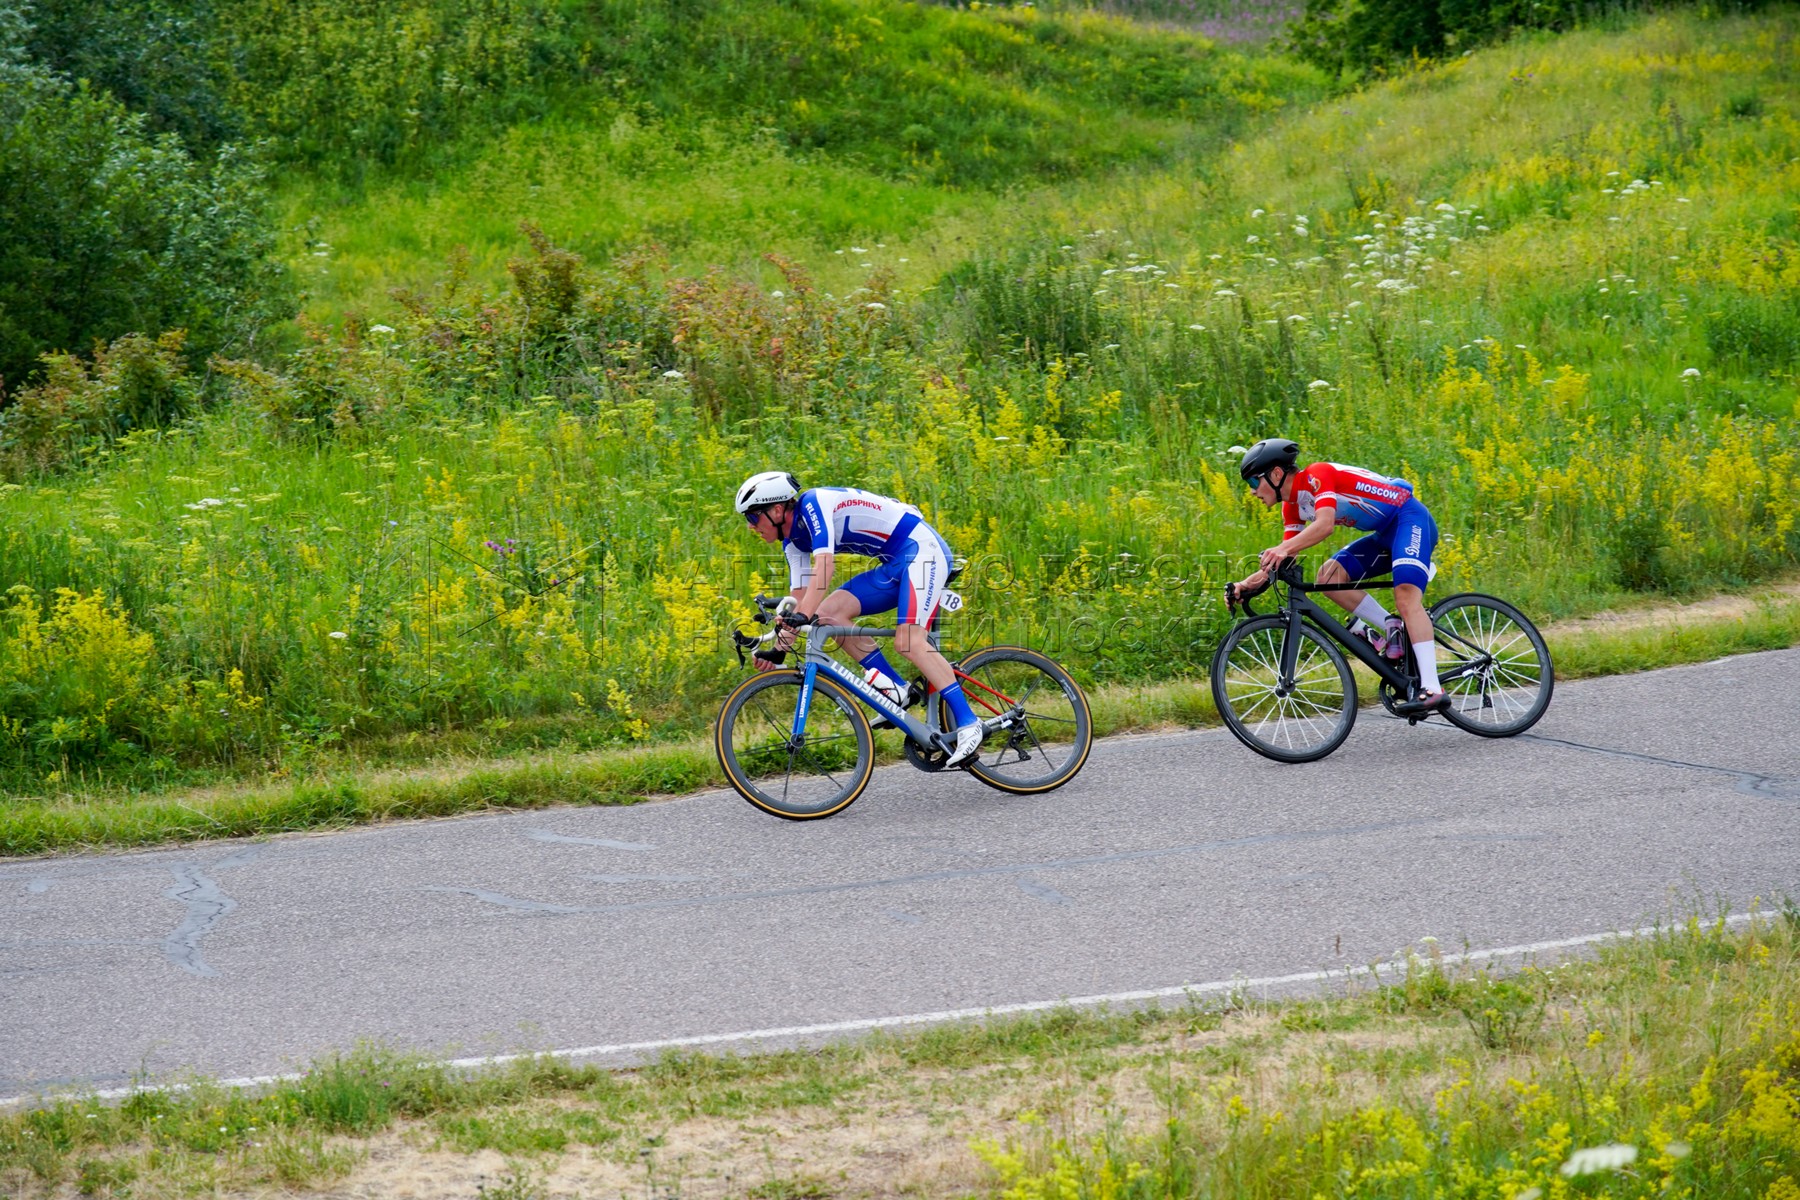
[287,0,1328,317]
[4,591,1795,857]
[3,911,1796,1198]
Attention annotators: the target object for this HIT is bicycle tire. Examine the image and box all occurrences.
[1211,615,1358,763]
[949,646,1093,794]
[1429,593,1554,737]
[715,670,875,820]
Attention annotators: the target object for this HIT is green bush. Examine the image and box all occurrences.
[217,0,573,174]
[1287,0,1775,77]
[0,332,199,476]
[20,0,238,152]
[1704,291,1800,373]
[941,242,1120,365]
[0,10,293,390]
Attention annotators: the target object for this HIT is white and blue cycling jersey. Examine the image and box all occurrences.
[784,487,956,626]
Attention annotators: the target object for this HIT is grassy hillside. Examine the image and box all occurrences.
[290,0,1325,315]
[2,6,1797,800]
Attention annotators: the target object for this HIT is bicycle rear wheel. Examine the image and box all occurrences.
[1211,615,1357,763]
[715,671,875,819]
[950,646,1093,794]
[1429,593,1553,737]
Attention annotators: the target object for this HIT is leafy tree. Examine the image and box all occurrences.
[1286,0,1773,78]
[19,0,237,153]
[0,7,293,391]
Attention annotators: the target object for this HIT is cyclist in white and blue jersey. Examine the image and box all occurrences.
[735,471,985,766]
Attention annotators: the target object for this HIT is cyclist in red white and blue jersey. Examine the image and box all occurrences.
[1230,439,1449,714]
[735,471,985,765]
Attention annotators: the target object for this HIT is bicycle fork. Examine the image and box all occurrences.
[1276,606,1306,696]
[788,663,818,747]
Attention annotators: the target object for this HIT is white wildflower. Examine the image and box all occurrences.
[368,324,395,335]
[864,301,887,310]
[1681,367,1701,379]
[662,369,684,379]
[1307,380,1331,391]
[1560,1144,1637,1177]
[328,631,348,640]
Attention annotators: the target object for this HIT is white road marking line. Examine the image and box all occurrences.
[0,912,1763,1108]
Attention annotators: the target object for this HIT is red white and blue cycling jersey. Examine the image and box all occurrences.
[1280,461,1437,591]
[784,487,956,626]
[1282,462,1415,536]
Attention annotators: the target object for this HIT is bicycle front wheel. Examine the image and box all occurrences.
[1429,593,1554,737]
[1211,616,1357,763]
[715,671,875,819]
[951,646,1093,794]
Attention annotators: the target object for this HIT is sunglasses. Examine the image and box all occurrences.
[1244,473,1265,493]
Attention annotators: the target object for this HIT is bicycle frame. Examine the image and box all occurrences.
[793,624,946,749]
[1277,586,1415,695]
[1256,565,1480,696]
[790,624,1019,751]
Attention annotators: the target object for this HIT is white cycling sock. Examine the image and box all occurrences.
[1352,595,1392,627]
[1413,642,1441,692]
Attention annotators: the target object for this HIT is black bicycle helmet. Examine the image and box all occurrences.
[1239,438,1300,482]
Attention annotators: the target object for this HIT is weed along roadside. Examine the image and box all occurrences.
[2,914,1796,1197]
[3,596,1797,857]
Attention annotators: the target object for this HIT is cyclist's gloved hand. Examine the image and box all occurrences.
[752,648,788,669]
[778,611,813,631]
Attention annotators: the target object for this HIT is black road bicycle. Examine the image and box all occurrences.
[1210,560,1553,763]
[715,595,1093,819]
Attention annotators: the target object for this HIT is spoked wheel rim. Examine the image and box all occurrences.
[718,674,872,818]
[952,648,1092,793]
[1213,618,1356,763]
[1430,595,1553,737]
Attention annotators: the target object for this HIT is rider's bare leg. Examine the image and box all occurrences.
[815,590,870,658]
[1317,558,1368,615]
[894,622,955,692]
[1394,582,1432,645]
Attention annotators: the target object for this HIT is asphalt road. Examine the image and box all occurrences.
[4,649,1798,1100]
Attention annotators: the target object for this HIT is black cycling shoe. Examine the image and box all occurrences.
[1393,687,1451,717]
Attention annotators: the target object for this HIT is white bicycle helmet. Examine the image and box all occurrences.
[735,470,800,514]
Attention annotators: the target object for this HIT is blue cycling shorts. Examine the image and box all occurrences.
[1330,496,1437,591]
[837,530,956,626]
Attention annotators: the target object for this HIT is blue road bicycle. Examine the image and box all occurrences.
[716,595,1093,819]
